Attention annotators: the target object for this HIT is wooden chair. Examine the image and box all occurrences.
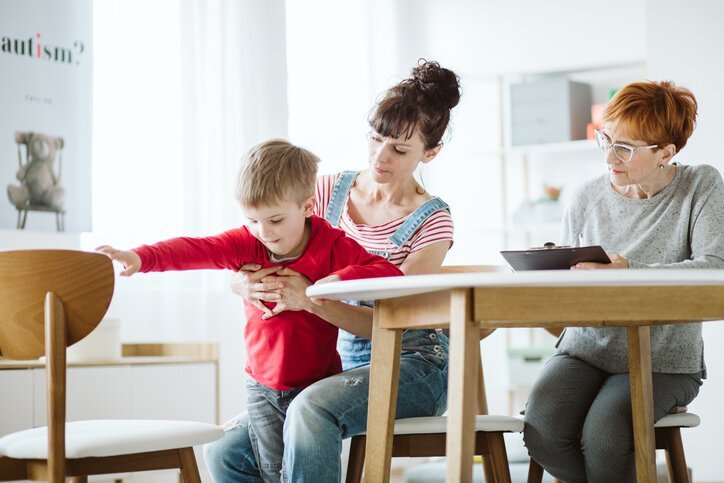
[346,265,523,483]
[526,413,699,483]
[526,330,700,483]
[0,250,223,483]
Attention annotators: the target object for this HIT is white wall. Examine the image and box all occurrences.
[646,1,724,480]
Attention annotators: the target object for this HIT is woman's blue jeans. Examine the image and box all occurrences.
[204,350,448,483]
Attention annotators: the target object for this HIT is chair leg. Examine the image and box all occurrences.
[346,436,366,483]
[488,433,511,483]
[661,427,690,483]
[527,457,544,483]
[178,447,201,483]
[481,454,495,483]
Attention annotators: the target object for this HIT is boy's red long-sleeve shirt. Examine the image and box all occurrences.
[134,215,403,390]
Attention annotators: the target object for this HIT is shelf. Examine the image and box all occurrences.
[507,60,646,80]
[508,139,596,155]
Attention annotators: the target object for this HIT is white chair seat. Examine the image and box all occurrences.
[357,415,524,436]
[655,412,700,428]
[0,419,223,459]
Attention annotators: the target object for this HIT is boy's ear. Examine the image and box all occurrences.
[303,195,316,217]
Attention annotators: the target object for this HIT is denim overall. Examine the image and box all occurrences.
[324,170,451,371]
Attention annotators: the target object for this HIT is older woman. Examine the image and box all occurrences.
[204,60,460,483]
[524,80,724,482]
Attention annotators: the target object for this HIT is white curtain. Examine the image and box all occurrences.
[285,0,402,175]
[178,0,288,235]
[92,0,287,421]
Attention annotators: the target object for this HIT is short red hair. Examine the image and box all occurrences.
[603,80,697,153]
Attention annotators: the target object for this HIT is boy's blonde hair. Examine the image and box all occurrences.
[235,139,320,208]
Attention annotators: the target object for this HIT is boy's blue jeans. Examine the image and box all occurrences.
[244,378,304,483]
[204,350,448,483]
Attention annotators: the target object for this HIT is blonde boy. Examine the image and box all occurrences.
[98,139,402,482]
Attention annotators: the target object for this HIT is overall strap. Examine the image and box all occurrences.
[324,170,358,228]
[387,197,450,249]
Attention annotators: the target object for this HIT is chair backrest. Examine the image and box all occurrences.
[0,250,114,360]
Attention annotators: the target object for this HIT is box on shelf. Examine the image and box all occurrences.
[511,78,592,146]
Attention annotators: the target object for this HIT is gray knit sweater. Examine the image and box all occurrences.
[556,163,724,375]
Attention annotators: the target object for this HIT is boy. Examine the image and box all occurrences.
[97,139,402,482]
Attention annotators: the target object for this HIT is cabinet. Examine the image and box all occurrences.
[0,370,34,436]
[26,363,217,428]
[0,344,218,482]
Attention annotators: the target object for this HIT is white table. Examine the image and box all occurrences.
[308,269,724,483]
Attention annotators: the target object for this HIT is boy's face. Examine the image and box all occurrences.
[241,196,314,259]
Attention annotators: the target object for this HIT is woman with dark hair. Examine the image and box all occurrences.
[204,60,461,482]
[524,80,724,482]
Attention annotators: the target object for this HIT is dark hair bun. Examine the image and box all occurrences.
[408,59,461,111]
[369,59,461,149]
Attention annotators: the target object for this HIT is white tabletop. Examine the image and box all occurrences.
[306,269,724,301]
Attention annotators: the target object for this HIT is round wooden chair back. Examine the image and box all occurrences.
[0,250,114,360]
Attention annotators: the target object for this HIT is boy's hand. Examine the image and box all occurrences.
[96,245,142,276]
[309,274,341,307]
[231,264,284,318]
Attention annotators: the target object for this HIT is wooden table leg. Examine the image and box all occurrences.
[364,301,402,482]
[446,288,478,483]
[627,325,657,483]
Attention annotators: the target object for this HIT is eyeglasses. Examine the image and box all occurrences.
[594,129,658,163]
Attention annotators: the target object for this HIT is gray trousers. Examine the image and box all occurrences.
[245,378,303,483]
[523,352,702,483]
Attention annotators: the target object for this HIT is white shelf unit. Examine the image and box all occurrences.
[499,61,647,249]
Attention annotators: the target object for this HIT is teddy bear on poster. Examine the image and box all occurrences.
[7,131,65,211]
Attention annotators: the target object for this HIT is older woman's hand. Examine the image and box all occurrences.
[230,263,284,318]
[572,253,629,270]
[259,267,313,319]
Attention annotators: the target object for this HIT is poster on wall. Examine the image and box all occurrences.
[0,0,91,233]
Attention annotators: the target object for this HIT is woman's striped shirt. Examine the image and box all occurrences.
[314,172,454,267]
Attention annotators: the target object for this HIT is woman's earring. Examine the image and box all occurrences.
[658,163,665,170]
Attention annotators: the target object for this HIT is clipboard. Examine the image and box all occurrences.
[500,243,611,271]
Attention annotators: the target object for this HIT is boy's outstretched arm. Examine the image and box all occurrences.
[96,245,142,276]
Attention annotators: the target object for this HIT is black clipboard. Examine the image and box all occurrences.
[500,244,611,271]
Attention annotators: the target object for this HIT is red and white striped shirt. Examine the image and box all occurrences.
[315,173,454,267]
